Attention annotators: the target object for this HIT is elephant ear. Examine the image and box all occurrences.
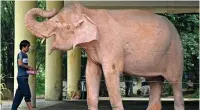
[73,14,98,48]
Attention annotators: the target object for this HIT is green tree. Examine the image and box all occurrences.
[1,1,15,94]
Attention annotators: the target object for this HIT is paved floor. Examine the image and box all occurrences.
[1,98,199,110]
[40,100,199,110]
[1,99,62,110]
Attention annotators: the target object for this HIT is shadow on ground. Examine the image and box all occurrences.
[40,100,199,110]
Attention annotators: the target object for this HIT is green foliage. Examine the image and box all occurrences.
[162,83,173,96]
[37,0,46,10]
[184,89,199,98]
[182,33,199,73]
[1,1,14,77]
[36,0,46,22]
[36,69,45,95]
[1,1,14,94]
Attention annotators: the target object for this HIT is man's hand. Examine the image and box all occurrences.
[28,66,36,71]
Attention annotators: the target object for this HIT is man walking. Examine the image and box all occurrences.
[11,40,35,110]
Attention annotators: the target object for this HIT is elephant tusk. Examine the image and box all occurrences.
[48,50,53,55]
[48,48,54,55]
[41,38,46,44]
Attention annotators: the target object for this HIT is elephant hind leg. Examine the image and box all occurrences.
[163,60,184,110]
[146,76,164,110]
[171,82,184,110]
[164,73,185,110]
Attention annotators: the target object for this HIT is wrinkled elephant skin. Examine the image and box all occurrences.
[25,3,184,110]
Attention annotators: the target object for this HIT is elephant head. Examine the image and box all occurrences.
[25,3,98,53]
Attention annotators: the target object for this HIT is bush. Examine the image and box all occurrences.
[36,69,45,96]
[0,74,11,103]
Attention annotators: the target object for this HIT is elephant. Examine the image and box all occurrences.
[25,3,184,110]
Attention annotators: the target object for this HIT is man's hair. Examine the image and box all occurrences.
[19,40,30,50]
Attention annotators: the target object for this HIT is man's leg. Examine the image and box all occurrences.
[23,78,32,110]
[26,102,32,110]
[11,82,23,110]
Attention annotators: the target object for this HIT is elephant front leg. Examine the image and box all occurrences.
[103,62,124,110]
[86,59,102,110]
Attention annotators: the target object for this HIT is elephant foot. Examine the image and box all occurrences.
[88,106,98,110]
[111,104,124,110]
[175,104,184,110]
[112,107,124,110]
[146,103,161,110]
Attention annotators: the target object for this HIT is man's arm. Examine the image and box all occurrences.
[17,53,35,70]
[17,59,33,70]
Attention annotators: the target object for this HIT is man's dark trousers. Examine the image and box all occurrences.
[11,77,31,110]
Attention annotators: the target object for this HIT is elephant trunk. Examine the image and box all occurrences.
[25,8,57,38]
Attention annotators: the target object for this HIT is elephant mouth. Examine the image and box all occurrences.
[40,34,56,55]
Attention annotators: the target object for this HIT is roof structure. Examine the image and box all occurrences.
[65,1,199,13]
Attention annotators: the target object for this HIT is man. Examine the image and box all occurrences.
[11,40,35,110]
[124,75,133,97]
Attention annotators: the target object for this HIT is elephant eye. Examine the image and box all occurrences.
[55,20,59,23]
[66,25,70,29]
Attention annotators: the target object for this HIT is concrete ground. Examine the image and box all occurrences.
[1,99,62,110]
[1,97,199,110]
